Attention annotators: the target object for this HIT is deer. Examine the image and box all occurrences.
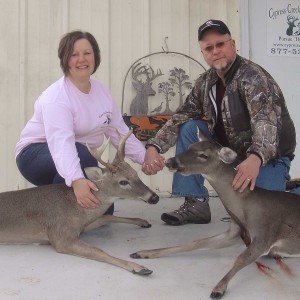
[0,130,159,275]
[130,62,163,116]
[286,15,299,36]
[130,128,300,298]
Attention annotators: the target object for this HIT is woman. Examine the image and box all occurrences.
[15,30,146,212]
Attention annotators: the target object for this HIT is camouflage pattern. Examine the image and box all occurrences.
[147,55,296,165]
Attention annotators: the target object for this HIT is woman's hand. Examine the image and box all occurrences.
[232,154,261,192]
[142,146,165,175]
[72,178,100,208]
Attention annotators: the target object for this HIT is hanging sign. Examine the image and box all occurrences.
[267,0,300,57]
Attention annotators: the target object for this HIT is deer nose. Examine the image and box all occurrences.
[165,158,178,168]
[149,193,159,204]
[165,158,172,168]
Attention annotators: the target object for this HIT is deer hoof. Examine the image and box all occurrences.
[132,268,153,276]
[141,223,152,228]
[133,268,153,276]
[210,291,225,299]
[130,252,142,259]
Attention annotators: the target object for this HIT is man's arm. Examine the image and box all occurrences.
[147,81,205,154]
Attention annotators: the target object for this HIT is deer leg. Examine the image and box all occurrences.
[210,239,267,299]
[267,239,300,277]
[131,221,241,259]
[50,236,153,275]
[84,215,151,232]
[268,238,300,258]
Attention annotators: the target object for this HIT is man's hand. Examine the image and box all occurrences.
[72,178,100,208]
[232,154,261,192]
[142,146,165,175]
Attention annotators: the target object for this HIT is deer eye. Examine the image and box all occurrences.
[119,180,129,186]
[198,153,208,159]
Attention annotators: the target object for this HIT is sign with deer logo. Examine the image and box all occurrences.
[267,0,300,56]
[121,51,205,141]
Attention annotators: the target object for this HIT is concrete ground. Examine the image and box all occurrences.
[0,194,299,300]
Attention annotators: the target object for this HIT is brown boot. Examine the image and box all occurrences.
[161,197,211,225]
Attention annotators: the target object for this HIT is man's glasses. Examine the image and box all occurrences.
[201,39,232,54]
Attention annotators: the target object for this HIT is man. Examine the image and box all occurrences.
[142,19,296,226]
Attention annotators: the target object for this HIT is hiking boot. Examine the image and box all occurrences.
[161,197,211,226]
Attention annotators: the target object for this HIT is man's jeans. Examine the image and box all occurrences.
[172,120,293,198]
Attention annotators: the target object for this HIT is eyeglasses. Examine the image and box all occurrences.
[201,39,232,54]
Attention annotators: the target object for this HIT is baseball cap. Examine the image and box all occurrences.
[198,19,231,41]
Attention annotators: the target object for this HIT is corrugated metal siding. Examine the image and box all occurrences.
[0,0,240,192]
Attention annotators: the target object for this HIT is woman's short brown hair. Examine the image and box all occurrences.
[58,30,101,75]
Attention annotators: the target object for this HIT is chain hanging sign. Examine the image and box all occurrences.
[267,0,300,57]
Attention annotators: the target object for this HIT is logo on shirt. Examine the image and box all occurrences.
[99,112,112,125]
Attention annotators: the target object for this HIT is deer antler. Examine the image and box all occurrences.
[287,15,299,23]
[86,138,118,173]
[86,129,133,172]
[132,63,163,83]
[132,63,147,83]
[144,65,163,82]
[116,129,133,162]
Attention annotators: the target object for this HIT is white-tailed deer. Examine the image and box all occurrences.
[1,130,158,275]
[130,129,300,297]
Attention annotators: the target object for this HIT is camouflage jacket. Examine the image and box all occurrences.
[147,55,296,164]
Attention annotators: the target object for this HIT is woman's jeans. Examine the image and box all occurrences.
[16,142,114,213]
[172,120,294,198]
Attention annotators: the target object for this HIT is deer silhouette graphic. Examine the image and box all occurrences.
[130,63,163,116]
[286,15,299,36]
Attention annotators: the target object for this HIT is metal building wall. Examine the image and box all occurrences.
[0,0,240,192]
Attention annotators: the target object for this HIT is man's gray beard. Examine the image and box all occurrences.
[212,58,235,73]
[212,61,229,72]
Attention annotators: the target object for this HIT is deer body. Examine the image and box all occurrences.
[2,131,159,275]
[131,136,300,297]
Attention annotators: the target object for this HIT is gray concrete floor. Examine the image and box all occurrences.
[0,194,299,300]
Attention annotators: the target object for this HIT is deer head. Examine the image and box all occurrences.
[287,15,299,26]
[86,129,159,204]
[131,63,163,95]
[286,15,299,35]
[165,127,237,177]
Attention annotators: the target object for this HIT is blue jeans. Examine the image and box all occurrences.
[16,142,114,214]
[172,120,293,198]
[16,142,98,185]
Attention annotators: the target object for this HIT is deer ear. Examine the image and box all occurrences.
[196,127,208,142]
[84,167,105,181]
[218,147,237,164]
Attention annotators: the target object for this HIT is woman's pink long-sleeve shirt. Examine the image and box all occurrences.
[15,76,146,186]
